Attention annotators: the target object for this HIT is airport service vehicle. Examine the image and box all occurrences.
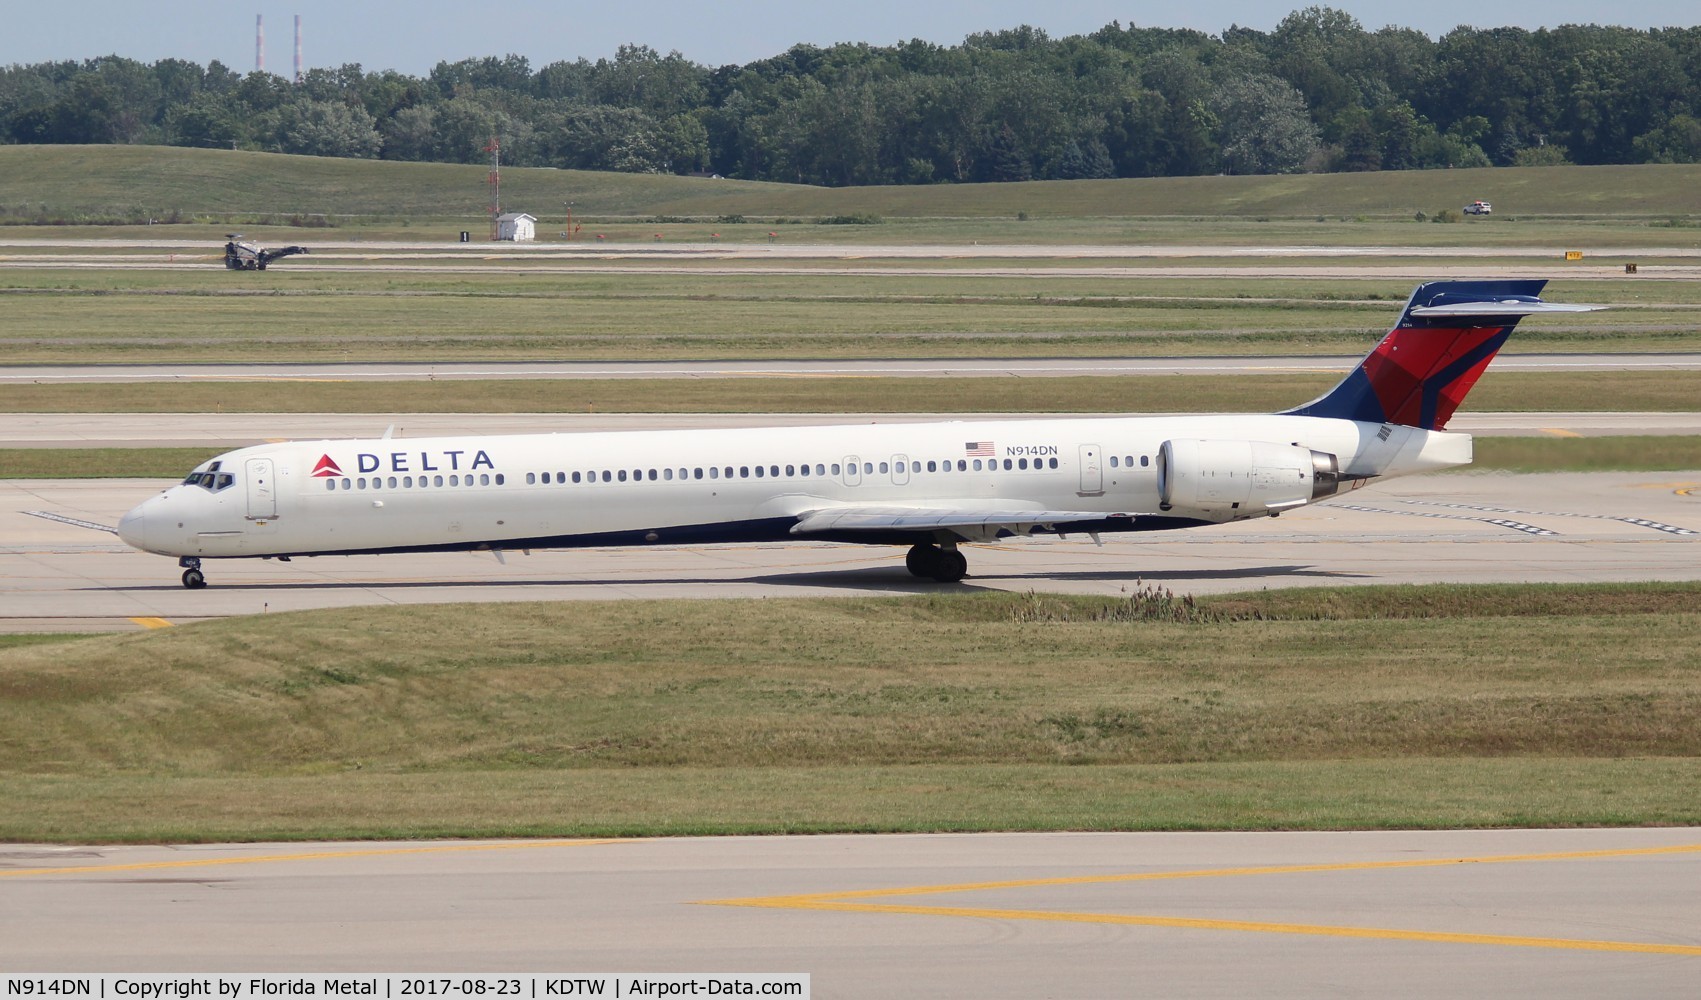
[1464,201,1493,215]
[223,235,310,270]
[116,280,1600,589]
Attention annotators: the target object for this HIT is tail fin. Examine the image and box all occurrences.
[1282,279,1601,431]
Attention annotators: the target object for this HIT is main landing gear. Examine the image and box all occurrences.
[905,543,968,583]
[179,556,206,589]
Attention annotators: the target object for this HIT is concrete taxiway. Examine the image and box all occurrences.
[3,829,1699,995]
[3,470,1696,632]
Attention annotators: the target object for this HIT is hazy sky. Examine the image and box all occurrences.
[5,1,1696,76]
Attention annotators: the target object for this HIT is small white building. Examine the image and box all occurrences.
[496,212,537,241]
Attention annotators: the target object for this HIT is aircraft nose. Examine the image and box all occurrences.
[117,496,163,552]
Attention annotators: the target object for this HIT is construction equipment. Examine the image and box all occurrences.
[223,235,310,270]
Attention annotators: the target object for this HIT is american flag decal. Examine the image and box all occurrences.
[965,441,995,456]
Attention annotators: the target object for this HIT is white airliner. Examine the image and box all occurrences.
[115,280,1599,589]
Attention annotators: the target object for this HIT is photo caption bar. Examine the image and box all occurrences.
[3,977,808,1000]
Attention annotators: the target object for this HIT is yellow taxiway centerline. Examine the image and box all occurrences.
[703,842,1701,956]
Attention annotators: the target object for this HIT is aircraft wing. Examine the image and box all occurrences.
[790,503,1138,543]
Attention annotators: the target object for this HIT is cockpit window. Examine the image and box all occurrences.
[182,464,237,493]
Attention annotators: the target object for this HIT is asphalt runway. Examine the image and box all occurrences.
[4,469,1696,632]
[3,829,1698,995]
[5,237,1701,280]
[9,237,1701,258]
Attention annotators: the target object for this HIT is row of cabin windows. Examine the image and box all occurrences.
[522,455,1068,487]
[315,457,1153,493]
[324,473,506,491]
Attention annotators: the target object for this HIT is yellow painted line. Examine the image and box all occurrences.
[1539,428,1583,438]
[702,843,1701,956]
[723,901,1701,957]
[718,842,1701,904]
[128,617,173,629]
[0,838,625,879]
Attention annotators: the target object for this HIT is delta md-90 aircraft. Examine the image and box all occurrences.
[114,279,1600,589]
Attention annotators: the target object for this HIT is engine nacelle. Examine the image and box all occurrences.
[1158,439,1340,513]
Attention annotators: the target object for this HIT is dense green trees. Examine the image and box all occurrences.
[3,8,1700,185]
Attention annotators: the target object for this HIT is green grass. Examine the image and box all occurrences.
[3,760,1695,842]
[1,372,1696,417]
[1470,436,1701,471]
[2,264,1693,363]
[0,448,215,477]
[1,585,1697,841]
[5,146,1701,224]
[0,634,84,651]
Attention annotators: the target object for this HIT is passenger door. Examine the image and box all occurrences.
[245,457,277,519]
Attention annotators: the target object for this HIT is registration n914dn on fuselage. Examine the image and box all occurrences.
[116,279,1600,589]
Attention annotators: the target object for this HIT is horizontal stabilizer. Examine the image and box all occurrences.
[1409,301,1605,319]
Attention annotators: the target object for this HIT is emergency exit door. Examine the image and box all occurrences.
[1078,444,1104,496]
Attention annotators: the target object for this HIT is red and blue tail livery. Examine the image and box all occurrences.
[1284,279,1599,431]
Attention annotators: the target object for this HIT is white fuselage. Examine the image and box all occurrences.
[116,412,1469,562]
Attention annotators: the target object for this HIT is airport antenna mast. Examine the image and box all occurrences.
[484,135,501,241]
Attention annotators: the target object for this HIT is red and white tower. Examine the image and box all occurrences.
[255,14,264,73]
[294,15,303,83]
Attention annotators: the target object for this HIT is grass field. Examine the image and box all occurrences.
[4,269,1692,363]
[5,146,1701,225]
[1,585,1696,842]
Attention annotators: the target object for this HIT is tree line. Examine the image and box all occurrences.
[4,6,1700,185]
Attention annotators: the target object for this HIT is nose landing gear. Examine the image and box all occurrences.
[905,543,968,583]
[179,556,206,589]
